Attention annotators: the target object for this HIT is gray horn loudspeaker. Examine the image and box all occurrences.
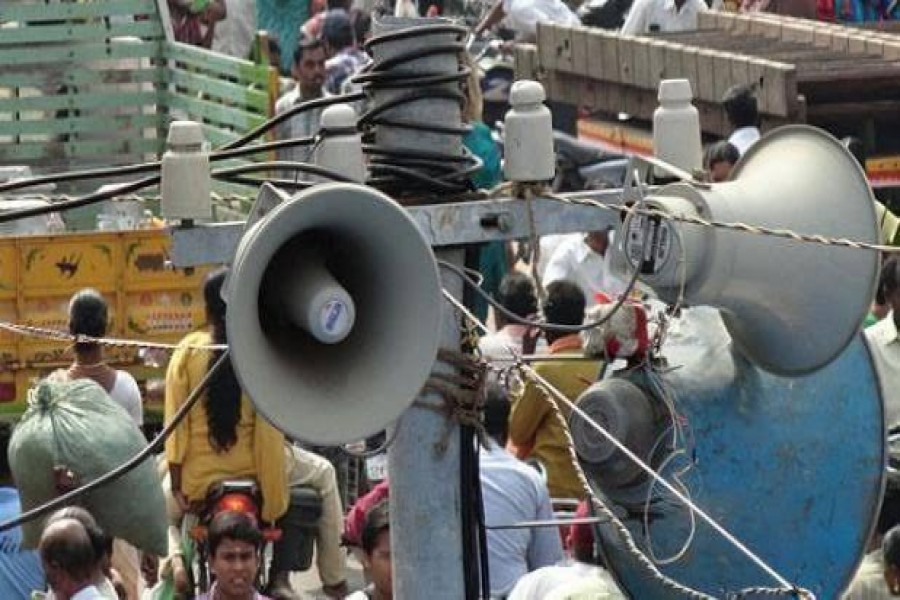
[227,183,442,445]
[621,125,879,375]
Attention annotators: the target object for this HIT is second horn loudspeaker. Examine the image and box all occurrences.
[227,183,442,445]
[621,125,880,375]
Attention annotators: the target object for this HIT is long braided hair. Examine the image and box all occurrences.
[203,268,242,452]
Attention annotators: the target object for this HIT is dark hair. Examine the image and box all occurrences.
[293,35,323,66]
[0,422,11,481]
[322,9,354,50]
[497,272,538,319]
[203,268,242,453]
[208,511,264,557]
[722,84,758,129]
[881,257,900,303]
[544,280,586,328]
[40,518,97,582]
[349,8,372,44]
[885,524,900,568]
[361,499,390,555]
[46,506,113,564]
[69,288,108,352]
[327,0,352,11]
[482,383,510,446]
[704,141,740,170]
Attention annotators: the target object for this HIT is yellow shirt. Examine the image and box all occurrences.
[509,335,601,500]
[164,330,288,522]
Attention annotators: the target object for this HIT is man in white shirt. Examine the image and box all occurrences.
[865,257,900,431]
[474,0,581,42]
[620,0,708,36]
[481,385,564,597]
[543,229,629,308]
[722,84,761,156]
[274,36,328,168]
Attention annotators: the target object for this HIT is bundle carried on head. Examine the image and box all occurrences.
[9,378,168,555]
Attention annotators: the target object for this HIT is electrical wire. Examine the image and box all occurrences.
[0,350,230,533]
[220,91,366,151]
[438,258,642,333]
[339,428,400,460]
[0,162,160,194]
[211,161,356,183]
[0,175,161,224]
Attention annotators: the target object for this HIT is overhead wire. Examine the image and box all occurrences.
[0,351,230,532]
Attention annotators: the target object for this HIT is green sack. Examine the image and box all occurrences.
[9,378,168,556]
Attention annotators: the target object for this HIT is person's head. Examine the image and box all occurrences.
[361,500,392,600]
[880,257,900,327]
[722,84,758,130]
[496,272,538,327]
[543,280,586,343]
[585,229,611,256]
[704,141,740,183]
[321,9,355,55]
[207,511,264,598]
[483,383,511,446]
[203,268,243,452]
[885,524,900,593]
[40,518,97,599]
[292,35,326,97]
[68,288,108,353]
[45,506,113,577]
[327,0,352,10]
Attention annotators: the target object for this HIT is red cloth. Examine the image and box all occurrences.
[344,480,390,547]
[567,499,594,555]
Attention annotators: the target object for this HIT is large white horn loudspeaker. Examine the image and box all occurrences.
[621,125,879,375]
[227,183,442,445]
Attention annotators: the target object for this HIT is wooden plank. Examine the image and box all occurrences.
[0,114,159,137]
[0,138,161,163]
[513,44,538,81]
[761,62,796,117]
[731,57,750,94]
[586,30,606,80]
[0,40,159,66]
[165,69,269,113]
[0,90,161,113]
[681,47,700,97]
[695,49,717,103]
[163,42,271,85]
[0,66,162,90]
[830,31,851,53]
[537,23,557,72]
[663,43,683,84]
[555,25,575,74]
[746,57,769,112]
[780,22,815,44]
[712,51,735,102]
[633,40,651,89]
[572,26,589,76]
[648,40,668,89]
[165,95,266,132]
[618,36,636,87]
[600,33,620,83]
[0,0,157,23]
[812,27,833,48]
[0,20,164,46]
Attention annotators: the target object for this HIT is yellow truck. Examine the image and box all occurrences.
[0,227,212,420]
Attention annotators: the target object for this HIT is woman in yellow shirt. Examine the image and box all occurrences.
[164,268,288,524]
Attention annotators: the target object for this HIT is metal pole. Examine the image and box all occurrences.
[387,247,465,599]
